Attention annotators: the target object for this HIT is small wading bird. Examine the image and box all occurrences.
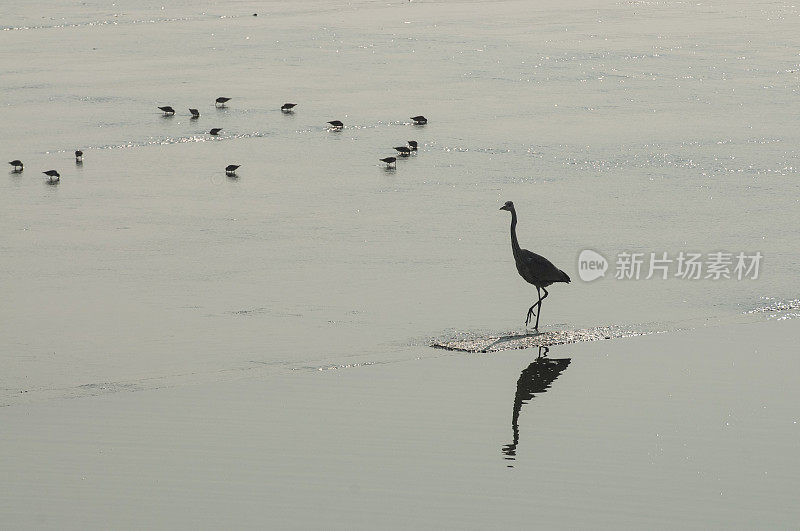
[499,201,570,331]
[75,150,83,162]
[189,108,200,118]
[327,120,344,130]
[225,164,240,176]
[407,140,418,151]
[394,146,411,157]
[9,160,23,172]
[215,97,231,107]
[281,103,297,112]
[158,106,175,115]
[43,170,60,183]
[410,115,427,125]
[380,157,396,168]
[209,128,222,136]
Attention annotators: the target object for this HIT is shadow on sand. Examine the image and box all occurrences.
[502,346,571,466]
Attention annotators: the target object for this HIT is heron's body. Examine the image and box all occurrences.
[394,146,411,156]
[209,128,222,135]
[75,150,83,162]
[158,106,175,115]
[500,201,570,330]
[410,115,427,125]
[327,120,344,129]
[9,160,23,171]
[281,103,296,112]
[380,157,396,167]
[407,140,418,151]
[225,164,240,175]
[189,108,200,118]
[215,97,230,106]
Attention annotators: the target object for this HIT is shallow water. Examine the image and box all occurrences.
[2,0,800,526]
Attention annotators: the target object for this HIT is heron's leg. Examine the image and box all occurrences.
[526,286,542,327]
[534,287,549,330]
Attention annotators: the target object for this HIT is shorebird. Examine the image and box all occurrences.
[410,115,427,125]
[327,120,344,130]
[408,140,418,151]
[158,106,175,115]
[225,164,240,176]
[499,201,571,331]
[75,150,83,162]
[8,160,23,172]
[43,170,60,183]
[380,157,397,168]
[281,103,297,112]
[189,108,200,118]
[209,128,222,135]
[394,146,412,157]
[215,97,231,107]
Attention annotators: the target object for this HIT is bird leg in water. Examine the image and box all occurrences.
[534,287,549,330]
[525,286,542,327]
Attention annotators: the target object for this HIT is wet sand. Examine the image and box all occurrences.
[2,317,798,529]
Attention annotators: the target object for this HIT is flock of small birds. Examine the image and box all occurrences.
[8,97,426,183]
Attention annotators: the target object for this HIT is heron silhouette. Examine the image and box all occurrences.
[75,150,83,162]
[9,160,23,172]
[225,164,240,176]
[43,170,60,183]
[190,108,200,118]
[158,106,175,115]
[500,201,570,330]
[215,97,231,107]
[281,103,297,112]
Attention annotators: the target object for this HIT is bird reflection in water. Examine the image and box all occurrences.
[502,346,571,466]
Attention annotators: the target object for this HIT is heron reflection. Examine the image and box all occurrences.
[502,346,571,465]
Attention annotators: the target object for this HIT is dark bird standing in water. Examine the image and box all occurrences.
[9,160,23,172]
[407,140,418,151]
[215,97,231,107]
[225,164,240,176]
[499,201,570,331]
[189,108,200,118]
[75,150,83,162]
[380,157,397,168]
[43,170,60,183]
[209,128,222,136]
[158,106,175,115]
[394,146,411,157]
[327,120,344,130]
[410,115,427,125]
[281,103,297,112]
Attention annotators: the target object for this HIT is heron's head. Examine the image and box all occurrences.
[499,201,514,212]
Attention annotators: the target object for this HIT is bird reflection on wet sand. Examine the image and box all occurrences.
[502,346,571,467]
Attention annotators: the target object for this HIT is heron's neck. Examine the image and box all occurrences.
[510,209,522,255]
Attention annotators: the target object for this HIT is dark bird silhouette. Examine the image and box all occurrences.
[75,150,83,162]
[215,97,231,107]
[502,346,571,464]
[209,128,222,136]
[380,157,397,168]
[281,103,297,112]
[158,106,175,115]
[225,164,240,175]
[394,146,411,157]
[410,115,427,125]
[327,120,344,130]
[9,160,23,172]
[499,201,570,330]
[407,140,418,151]
[189,108,200,118]
[43,170,60,183]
